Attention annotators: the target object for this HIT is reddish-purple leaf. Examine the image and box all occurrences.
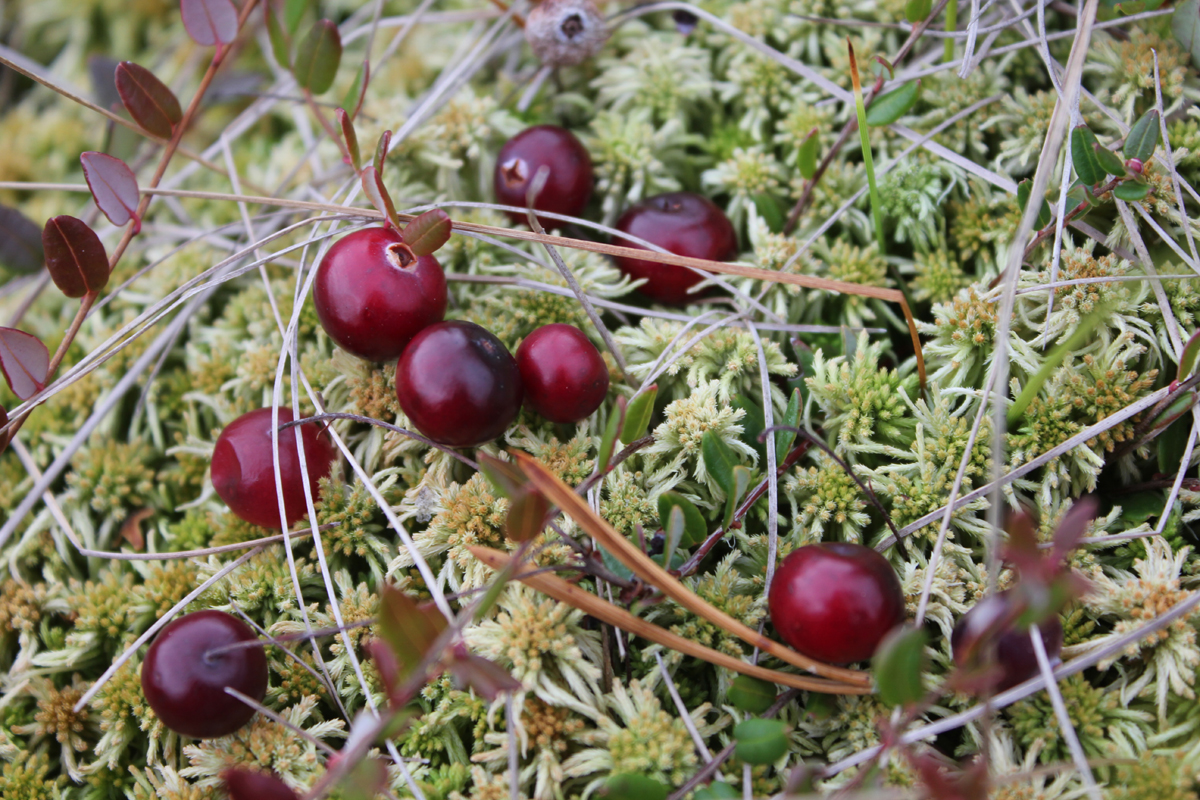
[360,165,399,230]
[341,758,388,800]
[366,638,403,704]
[377,584,447,678]
[402,209,452,257]
[337,107,360,171]
[80,152,141,233]
[506,486,549,543]
[1051,495,1098,559]
[447,654,521,701]
[374,129,391,177]
[181,0,239,46]
[42,215,111,298]
[0,204,45,274]
[0,327,49,401]
[477,452,528,499]
[294,19,342,95]
[221,768,300,800]
[115,62,183,140]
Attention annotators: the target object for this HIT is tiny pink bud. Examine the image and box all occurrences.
[1126,158,1144,175]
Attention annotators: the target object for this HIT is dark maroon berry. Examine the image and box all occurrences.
[951,592,1063,691]
[494,125,592,225]
[314,226,448,362]
[395,321,523,447]
[142,611,268,739]
[211,407,339,530]
[612,191,737,305]
[222,769,300,800]
[515,324,609,423]
[768,543,906,665]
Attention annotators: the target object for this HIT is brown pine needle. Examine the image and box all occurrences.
[468,546,870,695]
[512,451,873,688]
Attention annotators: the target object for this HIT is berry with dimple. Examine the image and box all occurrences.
[395,321,523,447]
[494,126,593,226]
[210,407,339,530]
[515,324,609,423]
[767,543,906,664]
[222,768,299,800]
[951,592,1064,691]
[612,191,737,305]
[141,610,268,739]
[314,226,448,362]
[524,0,608,67]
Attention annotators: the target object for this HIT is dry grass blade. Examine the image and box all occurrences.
[468,546,869,695]
[511,451,871,687]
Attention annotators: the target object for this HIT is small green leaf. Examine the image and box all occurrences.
[1125,109,1161,162]
[1174,0,1200,65]
[657,492,707,547]
[1071,125,1106,186]
[602,774,667,800]
[1120,491,1166,525]
[597,544,634,583]
[905,0,932,21]
[342,61,369,120]
[1115,0,1146,14]
[337,108,360,172]
[733,718,789,765]
[1017,179,1052,229]
[402,209,452,256]
[774,388,802,459]
[1113,181,1150,202]
[752,193,784,233]
[266,3,291,68]
[701,430,738,499]
[728,675,777,714]
[285,0,311,33]
[295,20,342,95]
[506,487,549,543]
[865,80,920,127]
[731,465,751,507]
[620,384,657,444]
[694,782,739,800]
[377,584,446,677]
[1159,413,1193,474]
[797,128,819,181]
[598,397,625,473]
[374,130,391,177]
[873,626,928,707]
[339,758,387,800]
[1093,143,1127,177]
[731,394,766,462]
[1179,329,1200,382]
[660,506,685,569]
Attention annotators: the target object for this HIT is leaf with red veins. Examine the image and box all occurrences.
[180,0,239,47]
[0,327,49,401]
[115,62,183,139]
[42,216,111,298]
[80,152,141,233]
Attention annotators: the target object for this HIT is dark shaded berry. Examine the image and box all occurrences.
[142,611,268,739]
[314,226,448,362]
[768,543,906,664]
[395,321,523,447]
[222,769,300,800]
[951,592,1064,691]
[612,191,737,305]
[211,407,339,530]
[515,324,609,423]
[494,126,592,225]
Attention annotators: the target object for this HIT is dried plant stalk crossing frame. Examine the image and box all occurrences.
[511,451,873,688]
[469,546,870,695]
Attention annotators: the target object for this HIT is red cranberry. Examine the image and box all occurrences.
[222,769,299,800]
[211,407,339,530]
[142,611,268,739]
[612,192,737,305]
[515,324,609,423]
[951,592,1064,691]
[395,321,523,447]
[768,543,906,664]
[314,227,448,362]
[494,125,592,225]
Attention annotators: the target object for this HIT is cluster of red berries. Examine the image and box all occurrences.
[493,125,738,305]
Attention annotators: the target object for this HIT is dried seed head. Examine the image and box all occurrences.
[525,0,608,67]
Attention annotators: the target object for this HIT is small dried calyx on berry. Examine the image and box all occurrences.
[525,0,608,67]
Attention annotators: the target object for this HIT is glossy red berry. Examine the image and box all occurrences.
[515,324,609,423]
[768,543,906,665]
[494,125,592,225]
[222,769,300,800]
[395,321,523,447]
[314,226,448,362]
[211,407,339,530]
[612,191,737,305]
[142,611,268,739]
[951,592,1063,691]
